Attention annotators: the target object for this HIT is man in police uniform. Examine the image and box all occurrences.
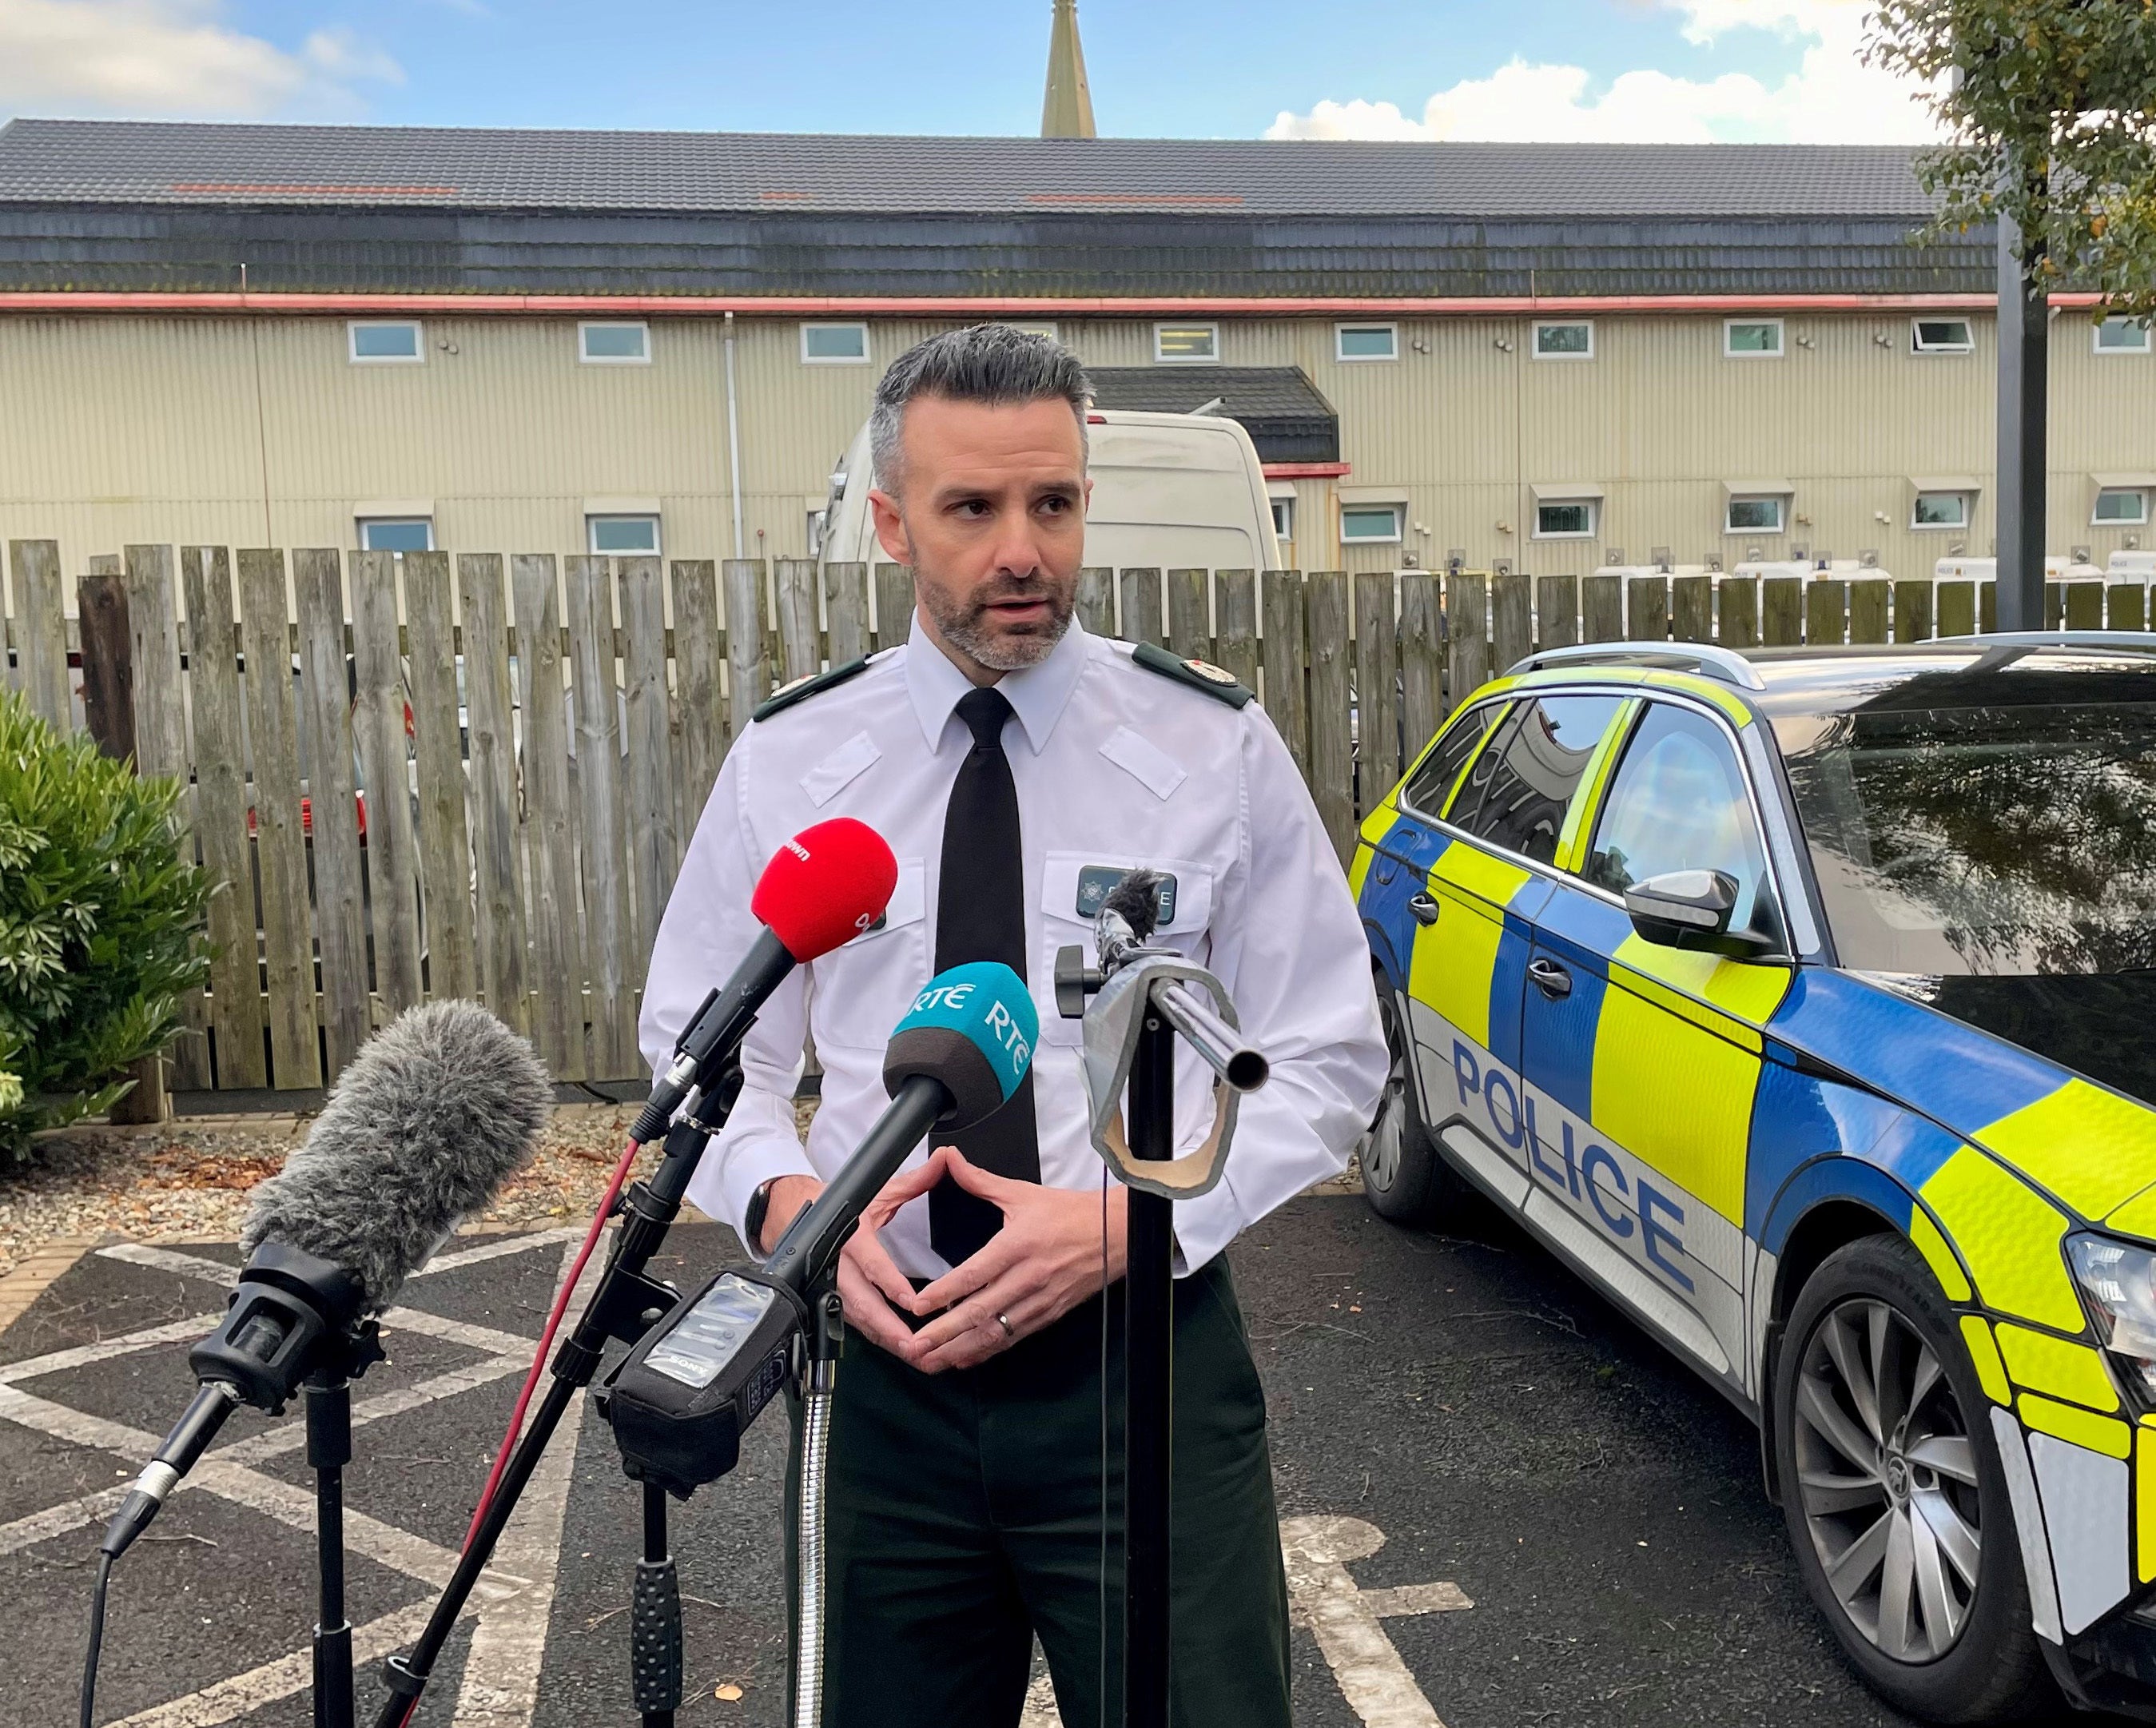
[639,325,1385,1727]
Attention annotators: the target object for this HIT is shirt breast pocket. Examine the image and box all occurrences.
[1037,850,1214,1045]
[810,856,926,1052]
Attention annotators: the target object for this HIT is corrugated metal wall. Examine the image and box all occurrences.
[4,309,2154,585]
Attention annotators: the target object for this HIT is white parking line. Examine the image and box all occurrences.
[1280,1515,1474,1728]
[109,1599,440,1728]
[0,1316,222,1386]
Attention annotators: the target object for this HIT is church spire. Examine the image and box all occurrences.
[1041,0,1096,139]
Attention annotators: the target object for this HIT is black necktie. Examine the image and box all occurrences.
[929,685,1041,1265]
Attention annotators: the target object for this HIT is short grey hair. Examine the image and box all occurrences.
[869,324,1092,496]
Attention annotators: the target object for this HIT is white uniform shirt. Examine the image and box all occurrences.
[638,615,1386,1280]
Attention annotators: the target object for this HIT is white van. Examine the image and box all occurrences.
[815,408,1281,573]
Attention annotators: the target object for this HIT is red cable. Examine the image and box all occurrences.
[462,1132,643,1549]
[394,1133,646,1728]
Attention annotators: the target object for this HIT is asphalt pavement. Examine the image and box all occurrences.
[1,1193,1931,1728]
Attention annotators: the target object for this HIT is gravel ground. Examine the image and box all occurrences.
[0,1101,732,1278]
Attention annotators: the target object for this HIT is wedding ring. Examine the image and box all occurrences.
[995,1312,1014,1337]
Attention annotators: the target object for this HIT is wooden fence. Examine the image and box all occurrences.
[3,540,2142,1093]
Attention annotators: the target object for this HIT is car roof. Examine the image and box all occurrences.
[1502,637,2156,725]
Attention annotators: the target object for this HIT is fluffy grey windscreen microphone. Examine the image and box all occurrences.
[240,1000,551,1310]
[1101,867,1167,947]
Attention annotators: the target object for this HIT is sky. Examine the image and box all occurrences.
[0,0,1944,143]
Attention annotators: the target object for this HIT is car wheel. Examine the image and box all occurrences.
[1774,1234,2056,1725]
[1360,983,1470,1224]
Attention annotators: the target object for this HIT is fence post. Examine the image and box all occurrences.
[1937,580,1978,637]
[670,558,725,841]
[1719,577,1759,649]
[1672,574,1712,643]
[1167,568,1209,660]
[873,563,915,652]
[1490,571,1532,672]
[1119,568,1164,646]
[513,553,588,1081]
[293,547,372,1076]
[78,559,168,1124]
[405,549,479,1004]
[457,552,531,1040]
[1893,579,1934,643]
[619,554,677,968]
[10,540,70,728]
[1625,575,1669,643]
[824,561,870,666]
[1761,577,1803,646]
[1214,570,1258,693]
[1398,572,1443,766]
[1808,579,1848,647]
[1445,571,1490,715]
[1353,571,1399,799]
[2065,581,2105,631]
[1259,571,1309,774]
[775,557,821,683]
[2108,583,2147,631]
[568,555,638,1080]
[1848,579,1890,643]
[724,559,770,735]
[1581,574,1623,643]
[1075,567,1115,638]
[1536,575,1578,650]
[1305,573,1354,863]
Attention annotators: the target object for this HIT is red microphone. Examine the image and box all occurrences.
[635,818,898,1141]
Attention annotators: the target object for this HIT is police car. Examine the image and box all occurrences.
[1352,636,2156,1723]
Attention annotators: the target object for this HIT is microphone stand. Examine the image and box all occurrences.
[1059,911,1268,1728]
[307,1323,384,1728]
[373,1068,744,1728]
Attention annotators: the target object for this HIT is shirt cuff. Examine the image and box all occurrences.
[686,1135,819,1249]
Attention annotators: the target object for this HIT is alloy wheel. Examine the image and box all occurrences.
[1792,1296,1984,1663]
[1364,1004,1411,1193]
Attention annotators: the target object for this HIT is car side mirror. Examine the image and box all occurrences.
[1624,869,1777,959]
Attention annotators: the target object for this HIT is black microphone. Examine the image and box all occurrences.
[633,817,898,1143]
[763,960,1039,1296]
[101,1001,550,1562]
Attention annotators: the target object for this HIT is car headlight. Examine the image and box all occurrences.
[2067,1232,2156,1403]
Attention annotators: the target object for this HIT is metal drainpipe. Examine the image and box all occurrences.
[725,310,746,559]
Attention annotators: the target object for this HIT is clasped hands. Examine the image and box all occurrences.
[755,1147,1128,1372]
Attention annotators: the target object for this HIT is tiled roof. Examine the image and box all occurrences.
[0,118,1935,220]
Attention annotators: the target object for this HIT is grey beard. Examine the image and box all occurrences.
[924,588,1073,671]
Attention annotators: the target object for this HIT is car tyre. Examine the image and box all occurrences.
[1773,1234,2056,1725]
[1360,982,1472,1224]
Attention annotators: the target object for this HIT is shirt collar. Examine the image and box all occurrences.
[905,611,1091,755]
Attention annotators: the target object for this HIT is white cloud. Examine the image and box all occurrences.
[0,0,402,120]
[1268,0,1945,145]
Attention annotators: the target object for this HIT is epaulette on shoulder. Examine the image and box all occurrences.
[753,655,869,723]
[1129,640,1255,709]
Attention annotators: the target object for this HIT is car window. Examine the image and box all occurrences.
[1447,695,1628,866]
[1402,699,1508,818]
[1585,701,1777,935]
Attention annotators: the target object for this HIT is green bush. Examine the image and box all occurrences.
[0,690,209,1161]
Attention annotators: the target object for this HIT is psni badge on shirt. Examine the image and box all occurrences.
[1076,866,1176,926]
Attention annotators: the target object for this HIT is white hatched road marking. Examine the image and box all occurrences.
[4,1228,591,1725]
[1015,1515,1472,1728]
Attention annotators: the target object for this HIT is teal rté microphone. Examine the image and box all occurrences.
[762,962,1036,1292]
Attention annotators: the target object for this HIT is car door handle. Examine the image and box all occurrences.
[1408,892,1440,926]
[1528,958,1573,999]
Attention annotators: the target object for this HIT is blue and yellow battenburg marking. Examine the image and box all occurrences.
[1355,681,2156,1627]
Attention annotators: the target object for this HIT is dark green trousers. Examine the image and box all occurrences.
[809,1258,1291,1728]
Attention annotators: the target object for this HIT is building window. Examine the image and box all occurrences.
[349,320,423,364]
[1534,498,1598,539]
[1271,496,1295,542]
[580,321,650,364]
[1153,323,1219,364]
[1335,324,1398,361]
[1724,319,1784,359]
[1724,496,1785,534]
[1912,492,1971,530]
[358,518,434,553]
[2096,317,2153,354]
[1533,321,1593,360]
[2095,488,2150,525]
[1340,504,1402,544]
[588,514,662,555]
[1912,318,1973,354]
[802,323,869,364]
